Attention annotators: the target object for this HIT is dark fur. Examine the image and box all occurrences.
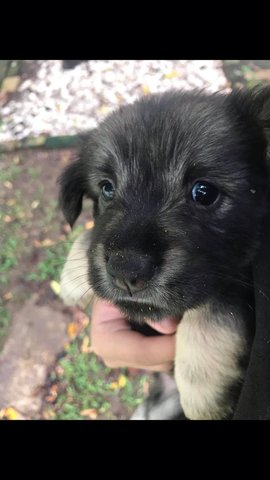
[59,87,270,418]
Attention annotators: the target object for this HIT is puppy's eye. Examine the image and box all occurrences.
[100,181,115,201]
[191,181,219,206]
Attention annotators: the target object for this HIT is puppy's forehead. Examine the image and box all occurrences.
[97,92,240,178]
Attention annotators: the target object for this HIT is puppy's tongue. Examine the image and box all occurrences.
[146,316,179,334]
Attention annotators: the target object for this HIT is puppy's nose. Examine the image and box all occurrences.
[106,251,155,294]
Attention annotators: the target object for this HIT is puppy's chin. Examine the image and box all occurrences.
[93,287,183,324]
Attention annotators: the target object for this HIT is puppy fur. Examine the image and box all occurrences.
[59,87,270,420]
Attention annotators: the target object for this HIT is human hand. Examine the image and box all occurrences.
[90,298,178,372]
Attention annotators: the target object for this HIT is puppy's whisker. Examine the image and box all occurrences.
[61,273,90,287]
[67,280,93,298]
[79,285,94,302]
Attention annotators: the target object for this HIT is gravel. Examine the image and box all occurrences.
[0,60,229,143]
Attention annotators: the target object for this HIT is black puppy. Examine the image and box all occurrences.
[59,87,270,420]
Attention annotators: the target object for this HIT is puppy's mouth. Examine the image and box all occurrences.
[108,296,182,326]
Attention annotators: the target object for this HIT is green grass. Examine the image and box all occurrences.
[27,167,41,179]
[0,300,11,348]
[0,234,20,286]
[47,333,150,420]
[0,164,21,183]
[27,225,84,283]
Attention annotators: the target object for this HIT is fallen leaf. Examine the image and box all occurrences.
[13,155,21,165]
[67,322,79,339]
[81,335,91,353]
[48,384,59,401]
[50,280,61,296]
[164,70,180,79]
[3,215,13,223]
[80,409,98,419]
[1,76,21,93]
[45,395,55,403]
[99,105,111,116]
[118,374,127,389]
[31,200,40,209]
[110,382,119,390]
[1,407,22,420]
[6,198,16,206]
[4,181,12,189]
[3,291,13,301]
[84,220,94,230]
[142,85,151,95]
[41,238,55,247]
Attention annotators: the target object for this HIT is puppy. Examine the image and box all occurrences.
[59,87,270,420]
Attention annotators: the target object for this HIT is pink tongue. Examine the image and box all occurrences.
[146,316,179,334]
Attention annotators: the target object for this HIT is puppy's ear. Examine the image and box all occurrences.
[230,85,270,146]
[59,158,86,227]
[59,131,98,227]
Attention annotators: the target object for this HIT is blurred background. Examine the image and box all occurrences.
[0,60,269,420]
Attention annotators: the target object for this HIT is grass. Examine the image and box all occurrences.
[27,225,84,283]
[0,299,11,348]
[44,331,151,420]
[0,163,21,183]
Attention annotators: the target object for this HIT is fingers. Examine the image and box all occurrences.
[90,298,176,371]
[146,316,178,334]
[104,359,174,372]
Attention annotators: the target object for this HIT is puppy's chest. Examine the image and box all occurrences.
[174,304,250,420]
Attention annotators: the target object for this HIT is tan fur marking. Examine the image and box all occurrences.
[175,306,248,419]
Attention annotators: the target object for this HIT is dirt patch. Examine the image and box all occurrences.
[0,293,72,417]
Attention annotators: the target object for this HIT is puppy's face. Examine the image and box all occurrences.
[60,89,270,323]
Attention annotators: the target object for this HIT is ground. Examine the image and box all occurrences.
[0,147,152,419]
[1,60,270,420]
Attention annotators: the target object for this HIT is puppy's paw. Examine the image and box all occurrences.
[60,230,94,310]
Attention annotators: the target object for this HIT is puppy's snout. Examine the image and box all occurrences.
[106,251,155,294]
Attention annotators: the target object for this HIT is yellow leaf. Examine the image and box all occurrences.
[80,409,98,419]
[31,200,40,209]
[4,181,13,189]
[13,156,20,165]
[81,336,91,353]
[3,215,13,223]
[164,70,180,79]
[6,198,16,206]
[67,322,79,339]
[1,76,20,93]
[41,238,55,247]
[142,85,151,95]
[118,374,127,389]
[99,105,111,116]
[110,382,119,390]
[2,407,21,420]
[84,220,94,230]
[50,280,61,296]
[3,291,13,301]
